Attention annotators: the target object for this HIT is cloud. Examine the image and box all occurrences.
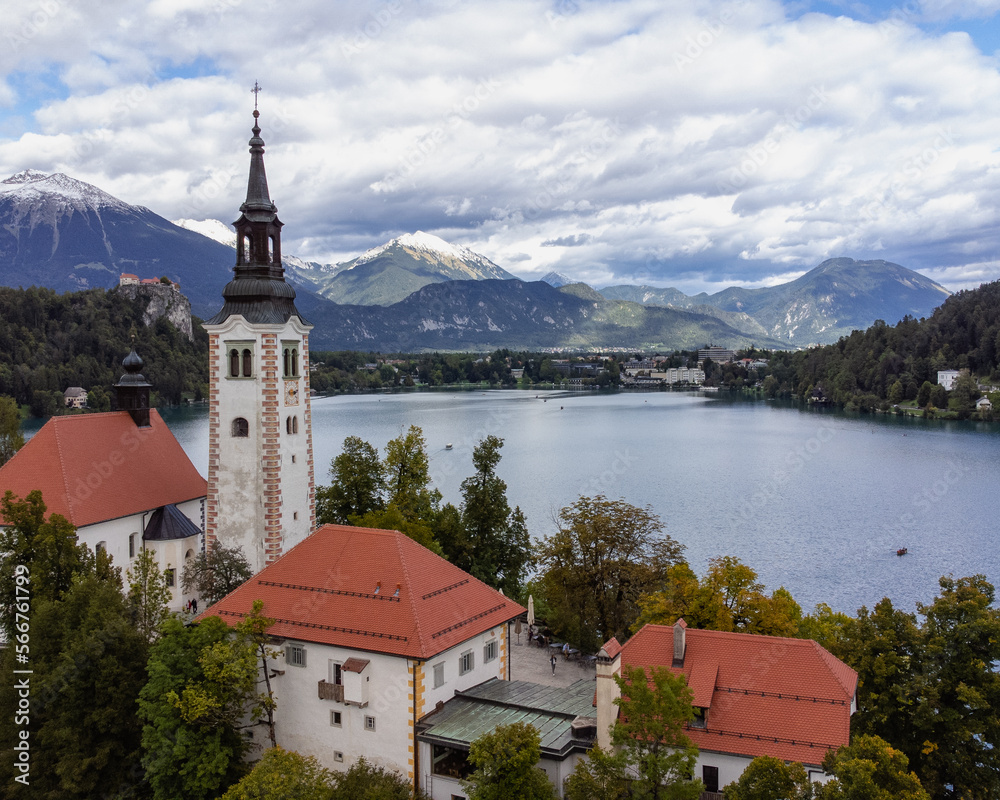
[2,0,1000,293]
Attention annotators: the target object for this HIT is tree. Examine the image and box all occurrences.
[0,395,23,466]
[235,599,280,748]
[817,735,928,800]
[917,380,933,407]
[611,665,703,800]
[384,425,440,522]
[0,490,90,640]
[725,755,814,800]
[563,745,630,800]
[457,435,531,596]
[949,372,978,419]
[221,747,335,800]
[637,556,802,638]
[463,721,557,800]
[127,546,173,642]
[182,540,252,606]
[0,569,151,798]
[316,436,386,525]
[537,496,685,651]
[330,757,430,800]
[138,616,254,800]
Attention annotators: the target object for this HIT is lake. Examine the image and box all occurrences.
[159,390,1000,618]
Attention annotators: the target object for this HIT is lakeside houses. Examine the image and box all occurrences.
[63,386,87,408]
[698,346,736,364]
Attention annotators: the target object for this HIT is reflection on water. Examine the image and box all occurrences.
[150,391,1000,615]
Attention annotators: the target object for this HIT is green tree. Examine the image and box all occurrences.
[138,615,253,800]
[637,556,802,638]
[724,755,814,800]
[221,747,335,800]
[917,380,933,407]
[86,385,111,412]
[537,496,686,651]
[127,546,173,642]
[0,569,150,799]
[0,490,90,640]
[316,436,386,525]
[463,721,557,800]
[235,599,280,748]
[563,745,630,800]
[384,425,440,522]
[0,395,23,466]
[457,435,531,596]
[330,757,430,800]
[949,372,978,419]
[817,735,928,800]
[181,540,253,606]
[611,665,703,800]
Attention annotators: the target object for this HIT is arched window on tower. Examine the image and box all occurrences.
[286,415,298,434]
[242,235,251,264]
[283,347,291,377]
[292,347,299,377]
[232,417,249,437]
[268,235,275,263]
[242,349,252,377]
[229,348,240,378]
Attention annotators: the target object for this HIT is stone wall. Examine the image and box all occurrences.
[114,283,194,341]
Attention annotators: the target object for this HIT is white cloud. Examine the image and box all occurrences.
[2,0,1000,293]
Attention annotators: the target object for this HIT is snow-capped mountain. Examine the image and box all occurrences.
[0,171,236,318]
[172,217,237,249]
[318,230,516,306]
[540,270,573,288]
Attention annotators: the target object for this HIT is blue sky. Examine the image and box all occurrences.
[3,0,1000,294]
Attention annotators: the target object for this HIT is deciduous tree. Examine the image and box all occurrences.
[537,496,685,651]
[316,435,386,525]
[724,755,814,800]
[181,540,252,607]
[611,665,703,800]
[221,747,335,800]
[463,721,557,800]
[127,546,173,642]
[817,735,928,800]
[563,745,630,800]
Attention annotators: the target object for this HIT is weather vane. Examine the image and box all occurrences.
[252,81,262,110]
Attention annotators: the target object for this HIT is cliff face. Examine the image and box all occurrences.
[114,283,194,341]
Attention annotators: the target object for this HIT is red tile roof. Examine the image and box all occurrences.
[0,410,206,528]
[618,621,857,766]
[201,524,526,660]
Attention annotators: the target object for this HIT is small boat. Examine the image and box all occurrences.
[896,548,908,556]
[445,443,453,450]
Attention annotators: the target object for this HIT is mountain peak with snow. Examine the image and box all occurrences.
[172,218,238,249]
[0,170,141,213]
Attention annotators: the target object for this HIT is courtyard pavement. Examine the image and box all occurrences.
[508,623,596,687]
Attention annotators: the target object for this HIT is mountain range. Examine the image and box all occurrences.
[0,170,953,352]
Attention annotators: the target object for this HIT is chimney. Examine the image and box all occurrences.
[673,618,687,667]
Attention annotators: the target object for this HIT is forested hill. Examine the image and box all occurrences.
[764,280,1000,408]
[0,286,208,416]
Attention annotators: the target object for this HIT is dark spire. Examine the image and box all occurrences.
[205,95,308,327]
[113,336,152,428]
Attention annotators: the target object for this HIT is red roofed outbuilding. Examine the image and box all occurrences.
[199,523,525,791]
[596,620,857,794]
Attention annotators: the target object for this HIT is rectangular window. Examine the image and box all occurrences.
[129,533,136,558]
[330,711,342,727]
[459,650,474,676]
[433,662,445,688]
[334,751,344,762]
[484,639,498,664]
[703,765,719,793]
[164,568,175,588]
[287,643,307,668]
[365,715,376,732]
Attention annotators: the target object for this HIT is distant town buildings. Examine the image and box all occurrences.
[63,386,87,408]
[698,346,736,364]
[119,272,181,291]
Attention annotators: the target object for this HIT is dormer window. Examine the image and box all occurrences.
[691,707,707,729]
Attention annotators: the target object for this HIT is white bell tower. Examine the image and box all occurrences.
[203,98,315,574]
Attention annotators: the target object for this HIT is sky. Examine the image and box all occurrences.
[4,0,1000,295]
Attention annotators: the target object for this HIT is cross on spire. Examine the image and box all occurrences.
[252,80,262,110]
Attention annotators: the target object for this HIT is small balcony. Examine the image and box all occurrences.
[317,680,344,702]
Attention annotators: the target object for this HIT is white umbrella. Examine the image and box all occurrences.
[527,594,535,628]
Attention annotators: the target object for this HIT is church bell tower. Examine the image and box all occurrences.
[203,98,315,573]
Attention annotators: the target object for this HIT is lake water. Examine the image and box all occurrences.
[158,390,1000,618]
